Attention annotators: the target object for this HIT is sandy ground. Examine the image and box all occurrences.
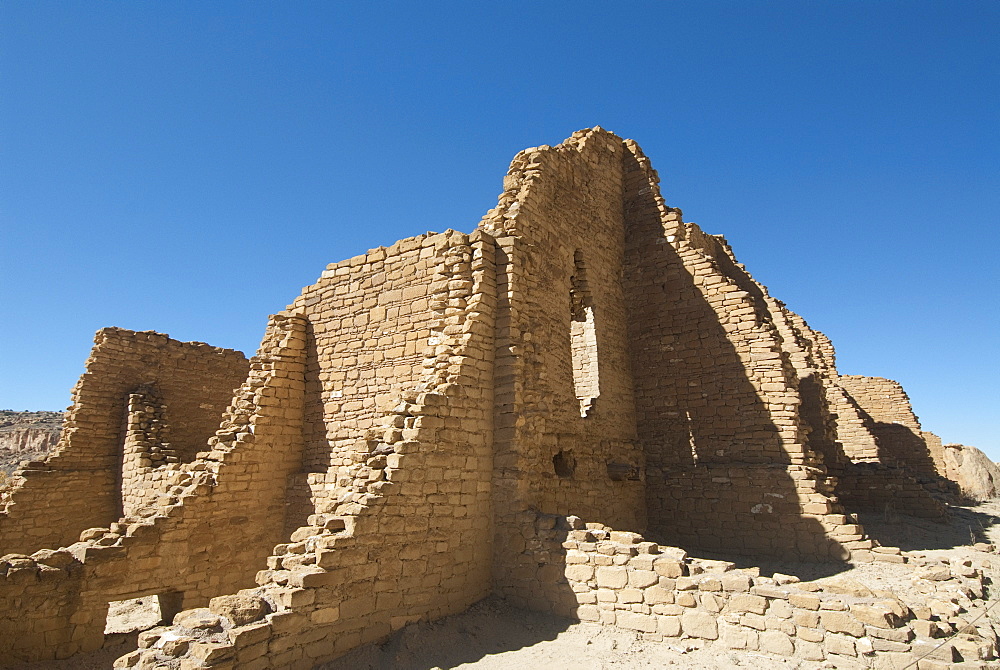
[14,500,1000,670]
[314,596,830,670]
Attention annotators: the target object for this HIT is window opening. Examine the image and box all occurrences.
[105,595,168,635]
[570,251,600,417]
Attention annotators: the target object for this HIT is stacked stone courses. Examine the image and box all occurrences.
[0,128,988,668]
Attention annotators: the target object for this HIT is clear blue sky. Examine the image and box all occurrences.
[2,2,997,456]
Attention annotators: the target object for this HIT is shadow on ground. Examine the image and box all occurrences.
[672,501,1000,583]
[12,632,139,670]
[858,504,1000,553]
[314,598,573,670]
[686,550,852,582]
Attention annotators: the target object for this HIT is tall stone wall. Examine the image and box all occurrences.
[480,131,648,604]
[0,329,248,555]
[282,232,460,532]
[119,230,496,669]
[619,138,854,561]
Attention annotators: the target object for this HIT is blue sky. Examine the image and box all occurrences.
[2,2,997,456]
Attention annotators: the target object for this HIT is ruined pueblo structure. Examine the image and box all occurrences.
[0,128,993,668]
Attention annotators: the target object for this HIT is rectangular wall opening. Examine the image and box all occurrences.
[104,594,173,636]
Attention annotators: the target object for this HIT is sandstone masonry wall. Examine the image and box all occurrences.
[0,315,304,663]
[120,230,496,670]
[0,127,980,669]
[0,330,248,555]
[480,131,648,601]
[282,232,456,532]
[837,376,939,478]
[619,138,855,560]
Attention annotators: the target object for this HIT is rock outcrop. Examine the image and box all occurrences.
[0,410,63,474]
[943,443,1000,501]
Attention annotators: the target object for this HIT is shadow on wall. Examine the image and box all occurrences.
[622,152,837,562]
[871,422,938,474]
[798,373,850,469]
[283,318,328,537]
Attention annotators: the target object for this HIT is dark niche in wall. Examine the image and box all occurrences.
[553,450,576,478]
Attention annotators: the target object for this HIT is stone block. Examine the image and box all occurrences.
[627,569,658,589]
[871,638,910,653]
[729,594,767,615]
[658,616,681,637]
[796,638,825,661]
[788,592,820,610]
[820,611,864,637]
[209,595,267,626]
[825,633,857,657]
[653,558,684,578]
[681,611,718,640]
[644,586,673,605]
[565,564,594,582]
[596,566,627,589]
[617,611,657,633]
[227,622,273,650]
[759,629,794,655]
[720,573,751,592]
[719,623,753,650]
[174,609,222,631]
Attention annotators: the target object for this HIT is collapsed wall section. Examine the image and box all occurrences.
[283,231,475,531]
[0,330,248,556]
[0,315,307,663]
[756,305,948,521]
[120,230,496,670]
[830,376,951,517]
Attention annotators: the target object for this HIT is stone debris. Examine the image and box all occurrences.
[0,128,994,669]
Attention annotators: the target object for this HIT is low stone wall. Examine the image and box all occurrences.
[499,514,998,668]
[0,314,306,664]
[9,509,990,669]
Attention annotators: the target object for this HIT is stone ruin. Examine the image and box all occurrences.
[0,128,992,668]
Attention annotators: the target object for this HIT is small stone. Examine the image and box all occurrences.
[174,608,222,630]
[914,566,952,581]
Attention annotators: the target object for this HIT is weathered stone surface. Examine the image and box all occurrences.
[209,594,267,626]
[820,611,865,637]
[174,609,222,631]
[681,611,719,640]
[759,630,794,655]
[850,603,901,629]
